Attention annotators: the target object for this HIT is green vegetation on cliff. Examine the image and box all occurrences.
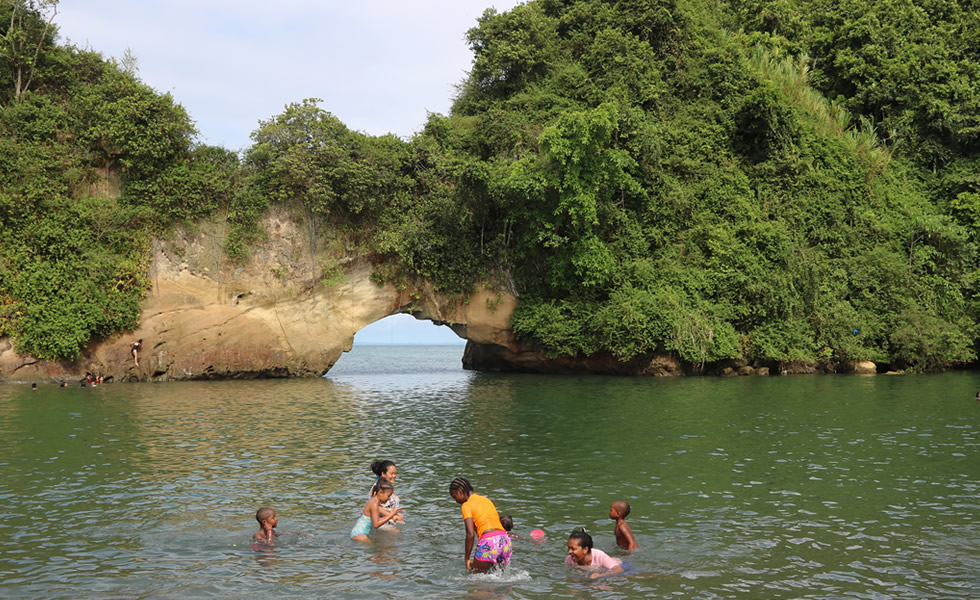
[1,0,978,371]
[0,1,239,360]
[426,0,980,371]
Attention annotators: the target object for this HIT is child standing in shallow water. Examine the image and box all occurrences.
[369,459,404,526]
[449,477,513,573]
[252,507,309,545]
[610,500,640,550]
[351,480,403,541]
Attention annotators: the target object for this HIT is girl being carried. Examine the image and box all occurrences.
[351,480,403,541]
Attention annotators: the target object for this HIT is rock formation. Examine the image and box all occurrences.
[0,207,519,382]
[0,206,884,381]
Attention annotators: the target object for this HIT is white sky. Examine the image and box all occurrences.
[56,0,520,345]
[56,0,524,150]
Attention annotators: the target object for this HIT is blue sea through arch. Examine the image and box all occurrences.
[351,313,467,347]
[1,350,977,598]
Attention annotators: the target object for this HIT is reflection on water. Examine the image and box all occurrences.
[1,348,978,599]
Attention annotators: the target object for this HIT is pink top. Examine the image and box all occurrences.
[565,548,622,570]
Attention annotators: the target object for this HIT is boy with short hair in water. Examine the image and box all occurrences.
[254,507,278,543]
[500,514,521,539]
[610,500,639,550]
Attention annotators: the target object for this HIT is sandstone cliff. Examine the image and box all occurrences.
[0,207,519,382]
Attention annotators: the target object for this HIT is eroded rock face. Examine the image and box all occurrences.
[0,207,874,382]
[0,208,519,382]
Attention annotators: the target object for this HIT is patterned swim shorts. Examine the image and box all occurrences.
[474,531,513,565]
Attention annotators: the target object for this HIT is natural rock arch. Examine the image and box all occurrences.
[126,255,518,381]
[0,207,519,382]
[0,207,691,382]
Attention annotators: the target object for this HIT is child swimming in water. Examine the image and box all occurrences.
[500,514,523,539]
[565,529,625,579]
[252,507,310,545]
[610,500,640,550]
[351,480,404,541]
[254,507,279,543]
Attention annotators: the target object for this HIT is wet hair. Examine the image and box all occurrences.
[569,528,593,549]
[500,515,513,532]
[370,459,396,479]
[255,507,275,524]
[449,477,474,496]
[612,500,631,518]
[371,479,394,496]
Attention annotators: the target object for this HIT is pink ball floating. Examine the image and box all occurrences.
[530,528,545,541]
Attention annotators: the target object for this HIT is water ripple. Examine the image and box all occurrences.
[1,354,978,598]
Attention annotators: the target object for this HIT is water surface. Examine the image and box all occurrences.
[1,346,978,598]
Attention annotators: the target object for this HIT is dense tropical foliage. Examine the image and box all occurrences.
[0,0,239,359]
[1,0,977,371]
[431,0,980,371]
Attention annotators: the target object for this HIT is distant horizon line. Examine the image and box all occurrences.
[352,342,467,346]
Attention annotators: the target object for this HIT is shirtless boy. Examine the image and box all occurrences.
[253,507,278,543]
[610,500,639,550]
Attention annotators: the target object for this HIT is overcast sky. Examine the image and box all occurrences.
[56,0,523,149]
[55,0,520,345]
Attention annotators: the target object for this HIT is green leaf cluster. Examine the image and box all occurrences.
[243,100,491,292]
[0,3,236,360]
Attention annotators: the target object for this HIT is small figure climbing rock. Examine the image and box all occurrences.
[132,339,143,367]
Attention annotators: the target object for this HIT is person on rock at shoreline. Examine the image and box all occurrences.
[131,339,142,367]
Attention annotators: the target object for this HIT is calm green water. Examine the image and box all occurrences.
[1,346,978,599]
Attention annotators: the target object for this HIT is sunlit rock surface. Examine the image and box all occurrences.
[0,208,518,382]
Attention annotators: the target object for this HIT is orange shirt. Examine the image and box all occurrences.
[460,493,503,537]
